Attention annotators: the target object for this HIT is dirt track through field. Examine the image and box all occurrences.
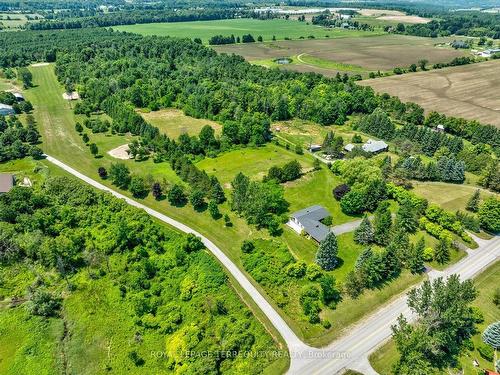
[360,60,500,128]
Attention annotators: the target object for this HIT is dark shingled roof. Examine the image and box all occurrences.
[291,205,331,242]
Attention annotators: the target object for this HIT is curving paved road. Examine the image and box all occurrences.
[46,154,499,375]
[292,233,500,375]
[44,155,313,372]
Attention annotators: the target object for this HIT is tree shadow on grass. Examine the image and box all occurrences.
[170,199,188,208]
[193,203,208,213]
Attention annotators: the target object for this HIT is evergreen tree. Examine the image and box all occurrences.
[480,161,500,192]
[344,271,363,299]
[408,237,426,274]
[466,189,481,212]
[316,232,339,271]
[355,247,384,287]
[434,238,450,264]
[381,155,392,178]
[354,214,374,245]
[382,242,402,279]
[482,322,500,352]
[357,108,395,140]
[97,166,107,179]
[190,189,205,210]
[89,143,98,157]
[396,198,418,233]
[322,131,334,152]
[373,201,392,246]
[209,175,225,204]
[208,200,221,219]
[231,172,249,212]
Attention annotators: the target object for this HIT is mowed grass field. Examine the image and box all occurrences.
[412,181,497,212]
[0,12,41,28]
[215,34,466,75]
[360,59,500,128]
[139,108,221,139]
[113,18,379,44]
[370,260,500,375]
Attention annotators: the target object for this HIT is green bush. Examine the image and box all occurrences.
[286,261,307,278]
[423,247,434,261]
[241,240,255,254]
[306,264,323,281]
[26,288,61,317]
[478,343,494,361]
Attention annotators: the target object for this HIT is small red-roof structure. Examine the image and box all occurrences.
[484,370,500,375]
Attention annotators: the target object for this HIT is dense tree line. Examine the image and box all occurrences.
[424,111,500,153]
[311,12,374,31]
[0,114,42,161]
[399,12,500,39]
[231,172,288,233]
[394,155,465,183]
[28,8,246,30]
[0,177,279,372]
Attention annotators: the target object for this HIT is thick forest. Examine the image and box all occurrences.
[0,177,281,373]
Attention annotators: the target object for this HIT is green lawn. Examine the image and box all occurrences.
[370,260,500,375]
[0,308,63,374]
[412,181,496,212]
[138,108,222,139]
[410,231,467,271]
[196,143,314,185]
[285,168,357,225]
[113,18,383,44]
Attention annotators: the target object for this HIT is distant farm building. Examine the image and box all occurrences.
[344,139,388,154]
[62,91,80,100]
[0,174,15,194]
[0,103,15,116]
[436,124,445,132]
[12,92,24,102]
[309,144,322,152]
[478,48,500,57]
[287,205,331,242]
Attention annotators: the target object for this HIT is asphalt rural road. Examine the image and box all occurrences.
[46,154,500,375]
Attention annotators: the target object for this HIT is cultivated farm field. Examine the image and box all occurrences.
[360,60,500,128]
[215,34,467,75]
